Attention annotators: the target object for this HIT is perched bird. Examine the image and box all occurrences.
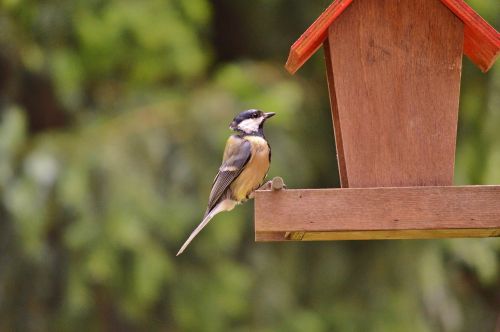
[177,109,275,256]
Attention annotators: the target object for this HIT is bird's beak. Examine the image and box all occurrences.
[264,112,276,119]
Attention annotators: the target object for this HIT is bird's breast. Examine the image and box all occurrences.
[230,136,270,202]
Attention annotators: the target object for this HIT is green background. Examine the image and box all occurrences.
[0,0,499,331]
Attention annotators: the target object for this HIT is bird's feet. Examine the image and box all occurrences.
[258,180,273,191]
[249,177,287,198]
[270,176,286,190]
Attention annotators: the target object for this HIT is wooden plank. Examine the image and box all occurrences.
[254,186,500,241]
[258,229,500,241]
[439,0,500,72]
[285,0,353,74]
[326,0,463,187]
[324,38,348,187]
[286,0,498,74]
[300,229,500,240]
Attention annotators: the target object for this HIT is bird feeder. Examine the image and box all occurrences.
[254,0,500,241]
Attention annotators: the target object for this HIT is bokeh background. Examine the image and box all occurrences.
[0,0,499,331]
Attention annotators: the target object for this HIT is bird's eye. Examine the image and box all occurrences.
[252,113,259,118]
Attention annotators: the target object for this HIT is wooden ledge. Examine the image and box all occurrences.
[254,185,500,241]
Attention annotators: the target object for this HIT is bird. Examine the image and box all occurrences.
[176,109,275,256]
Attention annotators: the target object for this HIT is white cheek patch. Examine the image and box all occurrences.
[237,117,263,133]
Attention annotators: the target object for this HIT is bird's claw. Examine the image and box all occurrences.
[271,176,286,190]
[260,180,273,190]
[249,177,286,199]
[259,177,287,191]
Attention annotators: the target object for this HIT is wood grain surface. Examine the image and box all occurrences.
[324,38,349,188]
[326,0,463,187]
[285,0,498,74]
[440,0,500,72]
[285,0,353,74]
[254,186,500,241]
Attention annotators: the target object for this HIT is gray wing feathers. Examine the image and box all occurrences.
[205,138,251,215]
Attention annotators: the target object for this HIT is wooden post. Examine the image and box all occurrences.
[324,0,463,188]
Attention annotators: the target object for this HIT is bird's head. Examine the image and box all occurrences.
[229,109,275,134]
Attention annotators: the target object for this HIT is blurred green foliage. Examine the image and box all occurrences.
[0,0,499,331]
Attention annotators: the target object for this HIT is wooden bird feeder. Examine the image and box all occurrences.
[254,0,500,241]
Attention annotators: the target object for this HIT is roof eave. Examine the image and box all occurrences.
[285,0,354,74]
[286,0,500,74]
[440,0,500,72]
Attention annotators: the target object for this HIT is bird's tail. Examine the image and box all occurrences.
[176,201,231,256]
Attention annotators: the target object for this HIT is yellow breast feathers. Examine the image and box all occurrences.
[230,136,270,202]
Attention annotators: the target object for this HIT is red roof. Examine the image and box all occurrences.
[286,0,500,74]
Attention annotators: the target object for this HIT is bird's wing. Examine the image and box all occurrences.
[205,135,252,214]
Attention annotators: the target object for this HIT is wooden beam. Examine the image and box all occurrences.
[286,0,498,74]
[285,0,354,74]
[254,186,500,241]
[325,0,463,187]
[323,38,348,188]
[439,0,500,72]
